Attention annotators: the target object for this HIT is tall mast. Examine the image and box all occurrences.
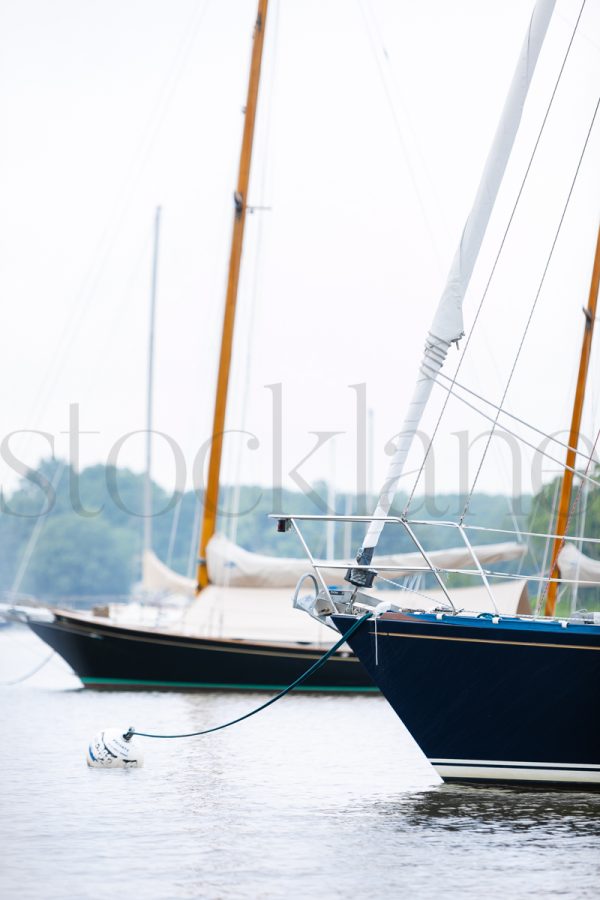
[545,224,600,616]
[196,0,269,591]
[144,205,161,555]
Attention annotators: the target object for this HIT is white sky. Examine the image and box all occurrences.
[1,0,599,507]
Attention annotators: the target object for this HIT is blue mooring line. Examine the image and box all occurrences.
[124,612,372,742]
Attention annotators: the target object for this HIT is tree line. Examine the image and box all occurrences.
[1,456,596,605]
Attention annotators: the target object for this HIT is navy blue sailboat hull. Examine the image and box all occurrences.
[333,611,600,786]
[28,610,375,691]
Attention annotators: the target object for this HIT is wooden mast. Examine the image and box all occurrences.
[196,0,269,591]
[545,223,600,616]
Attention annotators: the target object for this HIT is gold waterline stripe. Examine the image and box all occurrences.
[369,628,600,651]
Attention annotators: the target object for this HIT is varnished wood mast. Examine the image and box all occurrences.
[196,0,269,591]
[545,223,600,616]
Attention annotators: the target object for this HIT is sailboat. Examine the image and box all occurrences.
[20,1,374,690]
[289,0,600,787]
[24,0,529,690]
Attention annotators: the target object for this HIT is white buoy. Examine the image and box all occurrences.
[87,728,144,768]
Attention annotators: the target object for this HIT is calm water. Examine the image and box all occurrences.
[1,627,600,900]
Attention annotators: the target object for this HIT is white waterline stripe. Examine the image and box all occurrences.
[430,758,600,770]
[433,766,600,783]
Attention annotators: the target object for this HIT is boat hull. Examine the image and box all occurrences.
[28,611,375,691]
[333,611,600,787]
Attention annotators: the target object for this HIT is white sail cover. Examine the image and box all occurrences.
[178,579,530,643]
[142,549,196,596]
[368,578,531,617]
[557,543,600,584]
[142,533,526,594]
[359,0,556,557]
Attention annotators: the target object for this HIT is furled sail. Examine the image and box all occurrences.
[142,549,196,596]
[355,0,556,569]
[557,543,600,584]
[142,533,526,595]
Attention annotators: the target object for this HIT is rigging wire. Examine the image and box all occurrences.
[227,0,282,550]
[186,500,202,580]
[77,226,156,403]
[474,334,533,573]
[460,522,600,545]
[537,418,600,613]
[460,92,600,520]
[537,476,561,607]
[570,475,590,612]
[570,320,600,608]
[18,0,215,444]
[403,0,589,516]
[6,225,154,511]
[432,368,600,468]
[9,462,67,598]
[355,0,446,271]
[0,649,55,687]
[166,492,183,569]
[426,367,600,491]
[569,335,600,610]
[374,574,452,609]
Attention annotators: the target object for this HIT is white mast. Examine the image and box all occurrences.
[350,0,556,580]
[144,206,161,555]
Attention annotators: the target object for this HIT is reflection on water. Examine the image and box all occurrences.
[372,784,600,834]
[1,628,600,900]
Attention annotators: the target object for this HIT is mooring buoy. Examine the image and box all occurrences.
[87,728,143,769]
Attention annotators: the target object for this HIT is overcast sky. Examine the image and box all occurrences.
[1,0,599,510]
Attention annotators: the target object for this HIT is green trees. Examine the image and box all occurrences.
[0,460,146,600]
[528,474,600,563]
[6,455,582,604]
[27,516,136,598]
[527,472,600,611]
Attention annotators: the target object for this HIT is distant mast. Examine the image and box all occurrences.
[196,0,269,591]
[144,205,161,555]
[545,224,600,616]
